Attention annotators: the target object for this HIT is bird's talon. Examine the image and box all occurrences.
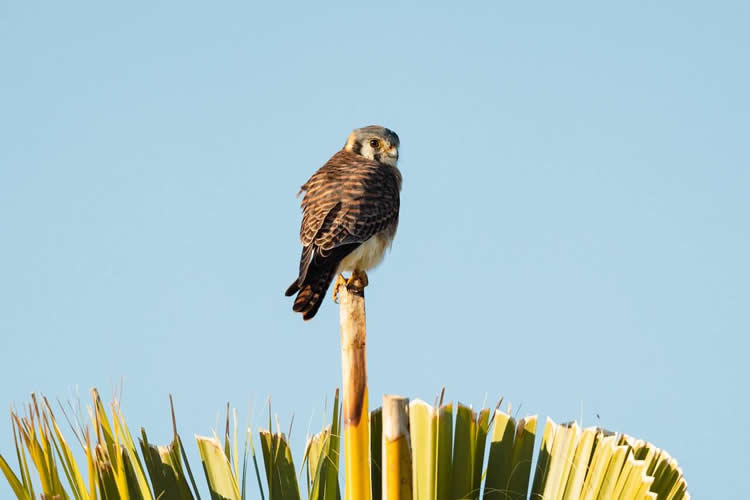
[347,270,369,291]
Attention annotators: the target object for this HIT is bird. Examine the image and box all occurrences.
[285,125,402,320]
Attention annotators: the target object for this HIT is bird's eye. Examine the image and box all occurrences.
[369,139,380,148]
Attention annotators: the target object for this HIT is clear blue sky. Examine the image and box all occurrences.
[1,1,748,498]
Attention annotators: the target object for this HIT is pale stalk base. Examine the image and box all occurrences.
[383,395,412,500]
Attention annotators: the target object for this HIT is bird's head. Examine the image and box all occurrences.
[344,125,400,167]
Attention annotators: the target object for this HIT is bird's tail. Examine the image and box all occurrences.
[286,267,337,321]
[284,280,300,297]
[285,243,358,320]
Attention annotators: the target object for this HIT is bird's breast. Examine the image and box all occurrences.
[337,233,392,272]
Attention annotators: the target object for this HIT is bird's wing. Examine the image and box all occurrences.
[298,150,400,255]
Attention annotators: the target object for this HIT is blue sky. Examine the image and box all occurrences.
[1,1,748,497]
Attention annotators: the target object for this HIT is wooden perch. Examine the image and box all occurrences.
[339,274,372,500]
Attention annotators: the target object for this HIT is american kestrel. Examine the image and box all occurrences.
[285,125,402,320]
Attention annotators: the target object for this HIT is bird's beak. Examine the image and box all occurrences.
[387,146,399,160]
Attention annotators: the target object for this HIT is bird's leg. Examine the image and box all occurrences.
[347,269,369,291]
[334,270,369,303]
[332,274,347,303]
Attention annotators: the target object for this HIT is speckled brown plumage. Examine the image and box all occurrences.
[286,128,402,320]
